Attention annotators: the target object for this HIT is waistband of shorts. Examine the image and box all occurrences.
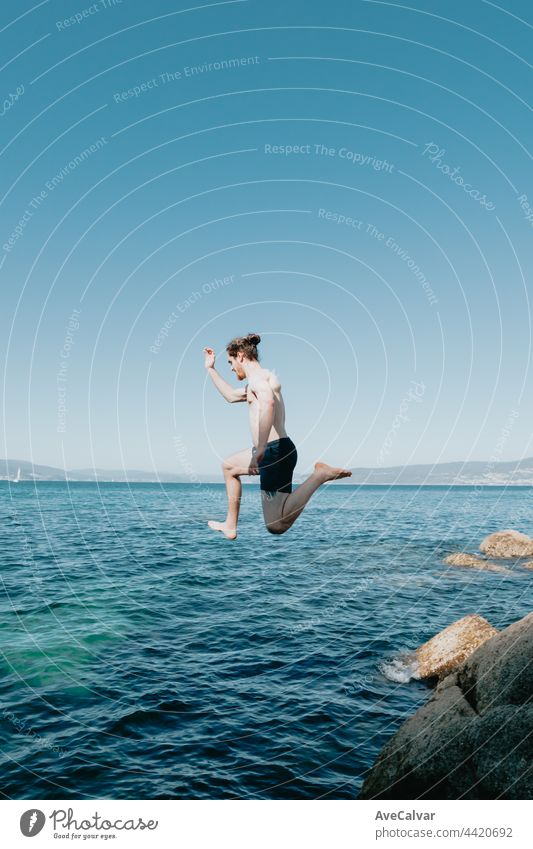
[265,436,294,447]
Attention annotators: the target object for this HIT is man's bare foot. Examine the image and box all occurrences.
[314,462,352,482]
[208,520,237,540]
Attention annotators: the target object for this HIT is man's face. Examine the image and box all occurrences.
[228,354,246,380]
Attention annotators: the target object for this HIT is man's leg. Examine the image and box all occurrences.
[261,462,351,534]
[208,447,254,539]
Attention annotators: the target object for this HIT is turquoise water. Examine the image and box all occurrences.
[0,482,531,799]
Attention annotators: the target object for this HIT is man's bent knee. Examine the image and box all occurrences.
[265,519,288,535]
[222,459,236,476]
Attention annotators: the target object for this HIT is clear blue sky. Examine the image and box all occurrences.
[1,0,532,475]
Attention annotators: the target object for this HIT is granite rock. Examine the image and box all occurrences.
[479,530,533,559]
[360,613,533,799]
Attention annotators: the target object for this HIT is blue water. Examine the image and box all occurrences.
[0,482,531,799]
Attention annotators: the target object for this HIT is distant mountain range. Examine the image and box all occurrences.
[2,457,533,485]
[340,458,533,486]
[1,460,189,483]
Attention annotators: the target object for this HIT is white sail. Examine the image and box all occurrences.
[14,467,21,483]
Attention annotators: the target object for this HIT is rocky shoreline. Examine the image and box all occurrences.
[360,612,532,799]
[360,529,533,800]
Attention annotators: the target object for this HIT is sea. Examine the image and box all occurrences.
[0,482,531,799]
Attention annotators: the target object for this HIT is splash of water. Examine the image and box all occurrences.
[380,653,420,683]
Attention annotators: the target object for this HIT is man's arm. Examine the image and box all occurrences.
[249,375,275,456]
[204,347,247,403]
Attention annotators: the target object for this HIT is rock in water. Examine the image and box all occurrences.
[414,614,498,680]
[479,529,533,558]
[359,612,533,799]
[443,553,507,572]
[455,614,532,713]
[444,553,484,567]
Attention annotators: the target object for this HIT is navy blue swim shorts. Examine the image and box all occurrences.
[256,437,298,494]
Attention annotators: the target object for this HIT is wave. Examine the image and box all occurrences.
[379,653,420,683]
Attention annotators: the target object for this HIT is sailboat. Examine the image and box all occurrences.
[13,467,21,483]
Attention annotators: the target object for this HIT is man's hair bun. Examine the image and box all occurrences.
[226,332,261,361]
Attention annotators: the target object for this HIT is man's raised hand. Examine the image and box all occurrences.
[203,347,216,369]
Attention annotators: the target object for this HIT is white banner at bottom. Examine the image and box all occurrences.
[1,799,530,848]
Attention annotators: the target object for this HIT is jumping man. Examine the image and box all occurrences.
[204,333,351,539]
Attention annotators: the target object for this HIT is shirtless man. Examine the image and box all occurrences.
[204,332,351,539]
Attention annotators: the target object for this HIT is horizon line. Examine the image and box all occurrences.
[3,455,533,475]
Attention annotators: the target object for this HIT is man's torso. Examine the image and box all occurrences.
[247,368,287,445]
